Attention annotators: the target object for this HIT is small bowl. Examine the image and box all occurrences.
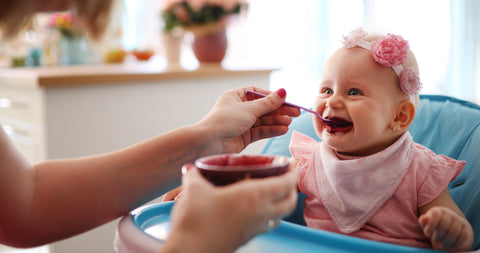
[195,154,290,186]
[131,49,154,61]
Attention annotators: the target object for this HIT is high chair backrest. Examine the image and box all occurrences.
[261,95,480,250]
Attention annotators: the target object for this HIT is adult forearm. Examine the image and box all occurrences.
[0,86,295,247]
[3,123,216,247]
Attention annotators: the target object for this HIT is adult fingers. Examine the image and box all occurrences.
[244,86,273,101]
[249,125,290,143]
[256,114,293,127]
[270,187,298,218]
[247,88,288,117]
[252,167,299,204]
[245,87,300,116]
[258,217,282,234]
[181,164,212,190]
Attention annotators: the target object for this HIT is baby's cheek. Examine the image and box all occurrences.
[313,118,324,138]
[312,104,324,137]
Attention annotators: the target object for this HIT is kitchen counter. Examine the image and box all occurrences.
[0,61,275,87]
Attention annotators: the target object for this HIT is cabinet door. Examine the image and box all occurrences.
[0,85,45,163]
[0,85,43,125]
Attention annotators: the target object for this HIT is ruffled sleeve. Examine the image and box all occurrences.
[289,131,318,160]
[289,131,318,174]
[417,146,465,206]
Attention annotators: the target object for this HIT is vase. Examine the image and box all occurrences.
[191,26,227,63]
[59,36,87,65]
[162,31,184,66]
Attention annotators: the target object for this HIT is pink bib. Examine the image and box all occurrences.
[293,132,414,233]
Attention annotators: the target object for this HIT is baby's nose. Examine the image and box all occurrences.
[325,95,344,109]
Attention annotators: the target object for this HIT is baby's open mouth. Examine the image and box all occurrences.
[323,117,352,128]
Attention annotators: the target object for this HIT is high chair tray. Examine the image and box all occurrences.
[116,201,443,253]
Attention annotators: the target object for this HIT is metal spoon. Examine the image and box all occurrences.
[245,90,352,128]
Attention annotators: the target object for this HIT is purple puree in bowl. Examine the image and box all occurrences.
[195,154,289,186]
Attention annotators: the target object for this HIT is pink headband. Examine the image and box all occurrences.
[342,28,422,104]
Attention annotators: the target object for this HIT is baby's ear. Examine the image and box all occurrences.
[393,100,415,132]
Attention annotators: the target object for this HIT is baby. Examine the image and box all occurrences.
[289,28,474,251]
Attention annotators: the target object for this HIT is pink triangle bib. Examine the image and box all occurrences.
[313,132,413,233]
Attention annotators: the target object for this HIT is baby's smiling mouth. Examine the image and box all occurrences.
[323,117,353,134]
[323,117,353,128]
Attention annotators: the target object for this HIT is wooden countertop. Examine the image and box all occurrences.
[0,60,277,87]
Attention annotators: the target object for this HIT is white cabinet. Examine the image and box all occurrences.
[0,84,45,163]
[0,63,272,253]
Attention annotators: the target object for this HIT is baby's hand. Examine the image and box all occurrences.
[418,206,473,251]
[162,186,183,202]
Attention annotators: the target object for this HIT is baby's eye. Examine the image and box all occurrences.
[321,88,333,95]
[348,89,362,96]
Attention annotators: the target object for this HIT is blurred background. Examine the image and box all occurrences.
[1,0,479,252]
[122,0,480,106]
[0,0,480,106]
[1,0,479,106]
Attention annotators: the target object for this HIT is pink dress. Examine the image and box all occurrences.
[289,131,465,248]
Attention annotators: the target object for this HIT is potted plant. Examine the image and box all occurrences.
[161,0,248,63]
[48,12,88,65]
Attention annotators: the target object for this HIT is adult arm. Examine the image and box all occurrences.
[0,87,300,247]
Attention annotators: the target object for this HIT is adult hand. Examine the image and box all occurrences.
[161,163,298,253]
[198,87,300,155]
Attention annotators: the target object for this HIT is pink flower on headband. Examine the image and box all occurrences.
[342,28,367,48]
[399,67,422,95]
[371,34,409,67]
[341,28,422,98]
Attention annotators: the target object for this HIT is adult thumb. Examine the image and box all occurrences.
[181,163,210,186]
[181,163,198,184]
[251,88,287,116]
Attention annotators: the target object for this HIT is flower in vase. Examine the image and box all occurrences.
[161,0,248,32]
[48,12,84,38]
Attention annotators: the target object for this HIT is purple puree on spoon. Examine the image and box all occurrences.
[245,90,352,128]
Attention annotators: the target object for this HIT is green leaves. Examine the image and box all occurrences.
[161,1,247,32]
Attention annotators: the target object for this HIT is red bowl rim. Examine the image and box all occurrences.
[194,154,290,172]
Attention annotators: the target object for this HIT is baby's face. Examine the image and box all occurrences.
[313,47,408,156]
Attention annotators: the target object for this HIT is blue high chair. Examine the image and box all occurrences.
[262,94,480,251]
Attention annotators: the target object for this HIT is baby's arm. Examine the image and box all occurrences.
[290,158,299,169]
[290,158,300,192]
[418,188,474,251]
[162,186,183,201]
